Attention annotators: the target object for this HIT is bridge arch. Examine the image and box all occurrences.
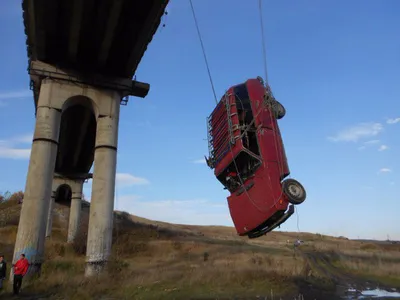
[62,95,99,119]
[55,184,72,205]
[55,95,97,175]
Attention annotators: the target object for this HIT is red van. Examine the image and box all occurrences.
[206,77,306,238]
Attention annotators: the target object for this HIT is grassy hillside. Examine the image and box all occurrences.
[0,192,400,299]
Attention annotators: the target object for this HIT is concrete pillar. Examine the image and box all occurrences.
[85,99,120,277]
[67,180,84,243]
[11,80,61,277]
[46,178,62,238]
[45,192,56,238]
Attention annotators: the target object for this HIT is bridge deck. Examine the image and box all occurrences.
[23,0,168,79]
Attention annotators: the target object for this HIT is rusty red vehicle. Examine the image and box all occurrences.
[205,77,306,238]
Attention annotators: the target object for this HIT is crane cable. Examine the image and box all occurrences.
[189,0,218,105]
[258,0,269,86]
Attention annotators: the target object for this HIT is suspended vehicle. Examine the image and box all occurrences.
[188,0,306,238]
[205,77,306,238]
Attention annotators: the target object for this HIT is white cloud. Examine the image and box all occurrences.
[378,145,388,151]
[328,123,383,142]
[358,140,387,151]
[364,139,380,145]
[0,90,32,106]
[0,134,32,160]
[0,90,32,100]
[13,134,33,144]
[0,147,31,159]
[115,173,149,187]
[116,195,232,225]
[378,168,392,174]
[192,158,206,164]
[387,118,400,124]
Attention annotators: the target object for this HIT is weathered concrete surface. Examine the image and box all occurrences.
[45,175,85,242]
[29,62,123,177]
[11,81,61,277]
[68,183,84,243]
[85,96,120,277]
[12,76,122,277]
[45,191,56,238]
[29,65,124,117]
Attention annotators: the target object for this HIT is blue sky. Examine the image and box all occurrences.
[0,0,399,240]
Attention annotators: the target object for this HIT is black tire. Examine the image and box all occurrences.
[282,178,306,205]
[275,101,286,119]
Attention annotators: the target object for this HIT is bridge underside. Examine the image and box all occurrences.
[23,0,168,78]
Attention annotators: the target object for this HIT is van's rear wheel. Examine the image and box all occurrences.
[274,101,286,119]
[282,179,306,205]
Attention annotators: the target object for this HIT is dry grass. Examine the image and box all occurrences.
[297,236,400,288]
[1,191,400,299]
[20,241,305,299]
[333,247,400,286]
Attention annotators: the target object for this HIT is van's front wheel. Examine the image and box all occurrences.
[282,178,306,205]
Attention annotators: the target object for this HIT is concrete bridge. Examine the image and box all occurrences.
[13,0,169,277]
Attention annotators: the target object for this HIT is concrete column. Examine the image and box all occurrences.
[11,81,61,277]
[85,99,120,277]
[67,180,84,243]
[45,191,56,238]
[46,178,62,238]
